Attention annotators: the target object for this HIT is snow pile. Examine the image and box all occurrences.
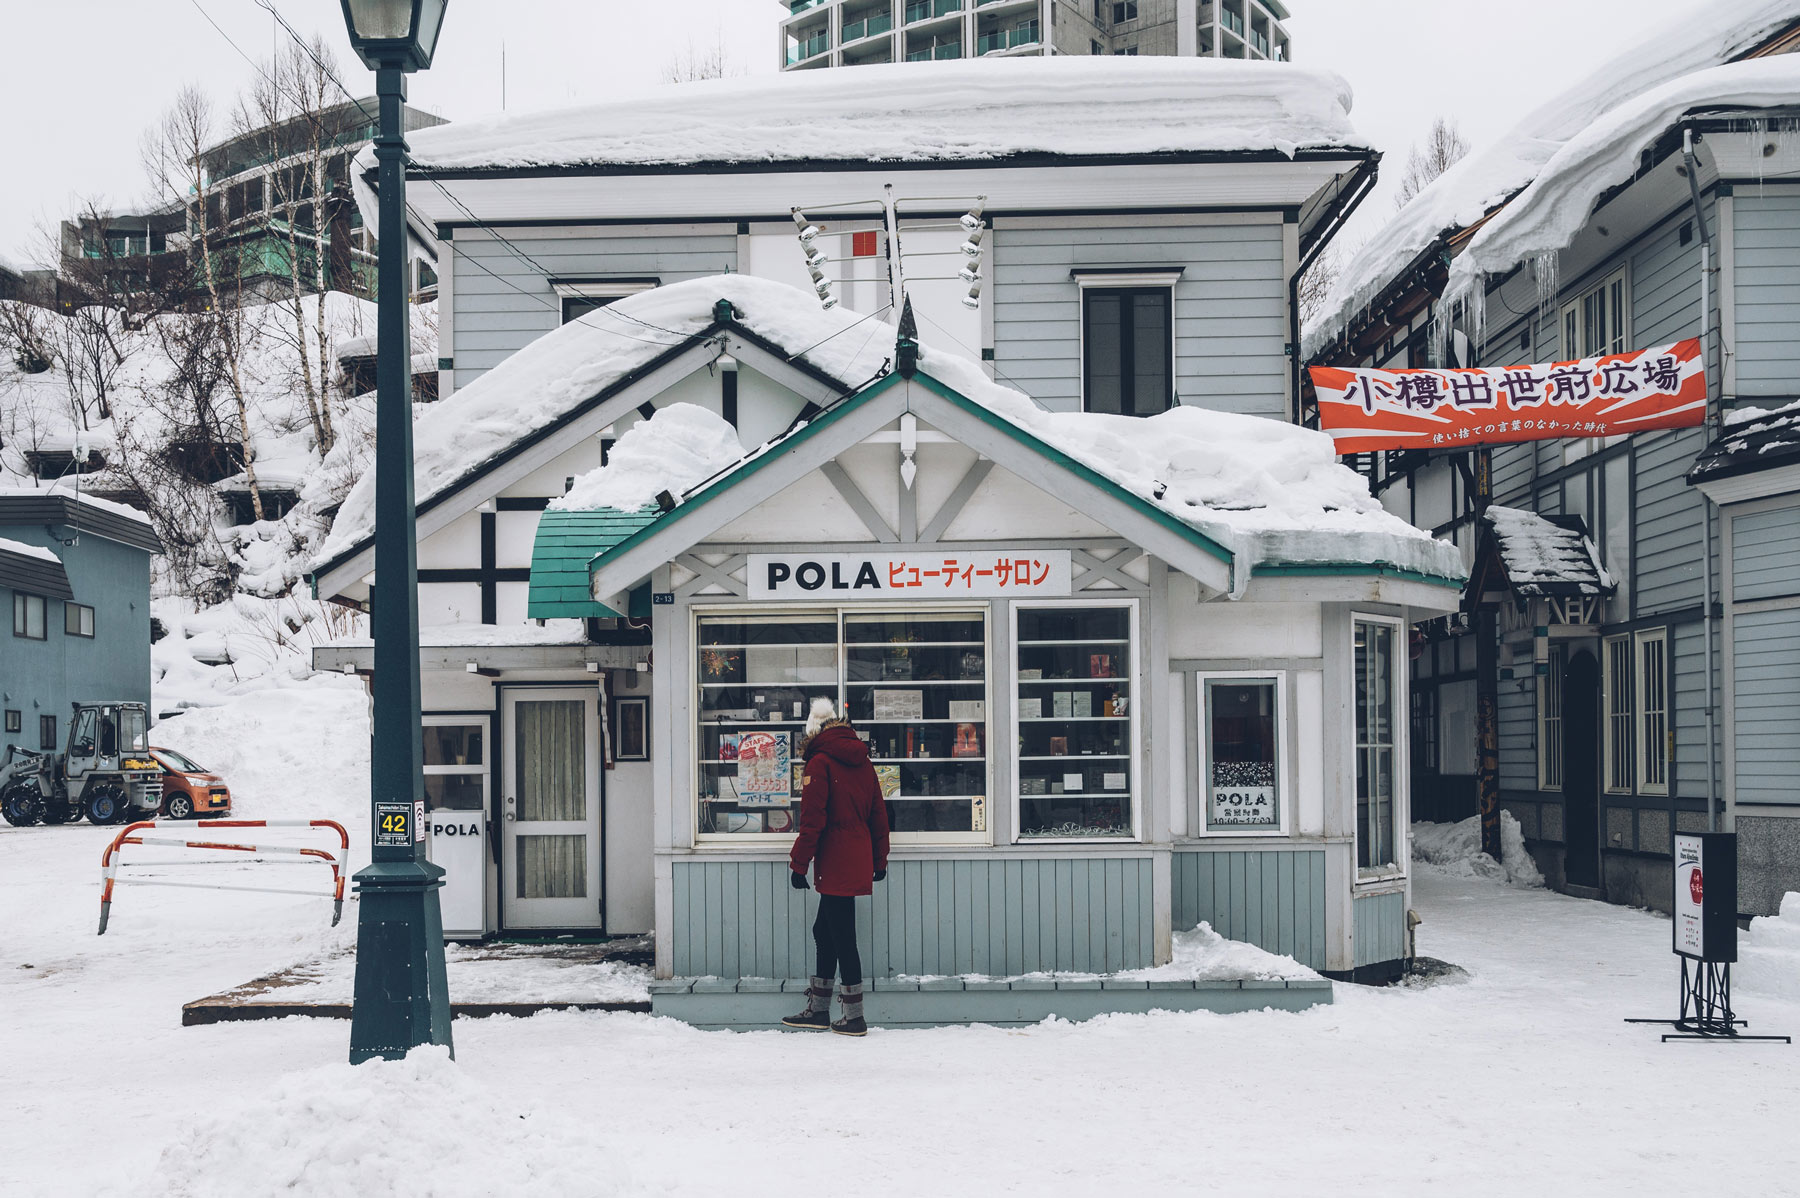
[377,57,1362,178]
[143,1047,644,1198]
[1484,505,1614,595]
[1305,0,1800,356]
[152,593,368,710]
[1737,892,1800,1005]
[1445,55,1800,301]
[1125,921,1321,984]
[0,535,59,563]
[553,402,742,514]
[325,276,1462,585]
[1411,813,1545,888]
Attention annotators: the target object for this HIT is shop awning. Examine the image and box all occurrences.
[528,507,662,619]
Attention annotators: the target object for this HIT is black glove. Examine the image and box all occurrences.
[873,868,887,883]
[790,870,809,890]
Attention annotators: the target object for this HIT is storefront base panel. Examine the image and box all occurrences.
[1171,849,1328,971]
[649,976,1333,1029]
[670,857,1155,979]
[1352,890,1408,969]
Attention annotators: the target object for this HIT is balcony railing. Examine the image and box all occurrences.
[1251,29,1269,55]
[905,0,961,24]
[978,22,1039,52]
[934,40,963,58]
[1221,7,1244,36]
[788,0,824,14]
[785,31,830,64]
[843,12,894,41]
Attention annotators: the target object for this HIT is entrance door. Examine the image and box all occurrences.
[1562,650,1602,889]
[501,688,603,930]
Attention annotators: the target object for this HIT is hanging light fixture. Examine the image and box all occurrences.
[961,279,982,311]
[791,207,822,245]
[959,198,986,234]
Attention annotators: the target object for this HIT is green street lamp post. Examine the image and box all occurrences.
[340,0,453,1065]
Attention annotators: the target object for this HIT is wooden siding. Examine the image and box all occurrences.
[1732,507,1800,603]
[450,230,740,384]
[1732,193,1800,398]
[670,857,1154,979]
[992,221,1288,418]
[1170,848,1326,971]
[1673,619,1716,799]
[1732,608,1800,807]
[1634,427,1708,614]
[1352,889,1407,968]
[1498,676,1535,793]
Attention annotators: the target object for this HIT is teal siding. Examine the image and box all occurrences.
[527,506,660,618]
[1352,890,1407,968]
[671,857,1154,979]
[1171,849,1326,971]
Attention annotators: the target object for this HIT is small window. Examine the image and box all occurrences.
[1560,267,1629,462]
[1355,617,1402,872]
[1113,45,1139,54]
[1603,634,1634,794]
[1201,675,1285,833]
[64,602,94,638]
[614,697,649,761]
[1113,1,1138,20]
[1635,629,1668,797]
[39,714,58,751]
[1082,285,1173,416]
[423,718,488,811]
[3,710,19,734]
[1538,644,1566,792]
[1090,38,1103,54]
[12,592,46,640]
[551,279,658,326]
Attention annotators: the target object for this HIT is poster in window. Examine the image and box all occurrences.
[874,764,901,800]
[735,730,792,807]
[717,733,740,763]
[872,689,924,720]
[1207,680,1281,828]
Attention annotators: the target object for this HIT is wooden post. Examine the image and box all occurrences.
[1472,448,1503,861]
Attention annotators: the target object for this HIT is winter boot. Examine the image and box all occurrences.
[781,977,833,1030]
[831,983,867,1036]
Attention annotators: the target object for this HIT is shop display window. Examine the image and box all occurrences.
[1014,603,1137,840]
[422,718,486,811]
[696,609,989,843]
[1200,675,1284,833]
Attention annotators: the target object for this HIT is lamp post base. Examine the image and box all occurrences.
[348,860,455,1063]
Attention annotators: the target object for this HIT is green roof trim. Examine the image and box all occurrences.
[528,506,662,618]
[1252,562,1465,588]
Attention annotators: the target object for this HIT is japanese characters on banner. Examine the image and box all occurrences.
[747,551,1073,600]
[1308,338,1706,454]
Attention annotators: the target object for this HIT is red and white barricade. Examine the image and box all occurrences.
[98,819,349,935]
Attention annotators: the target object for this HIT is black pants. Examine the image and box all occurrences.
[812,894,862,987]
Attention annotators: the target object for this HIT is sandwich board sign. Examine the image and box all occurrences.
[1672,832,1736,963]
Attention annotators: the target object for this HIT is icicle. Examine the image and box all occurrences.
[1465,276,1488,367]
[1532,250,1559,349]
[1428,292,1451,368]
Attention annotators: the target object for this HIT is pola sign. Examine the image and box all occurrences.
[747,552,1072,600]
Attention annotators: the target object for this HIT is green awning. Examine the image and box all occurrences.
[527,506,661,619]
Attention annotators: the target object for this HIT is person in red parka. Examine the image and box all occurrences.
[783,697,889,1036]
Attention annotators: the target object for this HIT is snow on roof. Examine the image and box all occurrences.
[375,57,1365,176]
[454,278,1465,586]
[552,404,742,515]
[1690,397,1800,483]
[0,535,60,564]
[0,483,157,530]
[1305,0,1800,358]
[1483,505,1614,596]
[1444,56,1800,303]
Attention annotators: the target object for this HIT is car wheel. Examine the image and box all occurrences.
[166,793,194,820]
[85,787,127,826]
[1,783,41,827]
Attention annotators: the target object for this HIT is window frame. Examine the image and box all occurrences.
[693,603,994,849]
[39,714,58,751]
[3,710,19,734]
[1602,633,1635,795]
[1537,643,1566,792]
[1634,628,1669,797]
[1559,266,1630,463]
[421,714,490,815]
[1112,0,1138,21]
[64,601,94,639]
[1197,670,1290,837]
[1011,598,1142,844]
[613,696,650,762]
[1353,614,1407,878]
[12,592,46,640]
[551,278,659,326]
[1077,271,1180,417]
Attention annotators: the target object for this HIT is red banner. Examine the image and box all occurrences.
[1309,339,1706,455]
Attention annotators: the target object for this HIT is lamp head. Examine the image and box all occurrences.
[339,0,447,72]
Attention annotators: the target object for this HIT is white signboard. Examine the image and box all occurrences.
[748,551,1072,600]
[1210,786,1277,826]
[1674,833,1705,959]
[427,813,487,939]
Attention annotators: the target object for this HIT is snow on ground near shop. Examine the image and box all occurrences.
[6,832,1798,1197]
[254,945,652,1006]
[1411,813,1546,888]
[1740,892,1800,1005]
[383,276,1463,585]
[1303,0,1800,357]
[369,57,1362,180]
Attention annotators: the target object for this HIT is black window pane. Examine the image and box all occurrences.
[1130,292,1170,416]
[1084,292,1123,415]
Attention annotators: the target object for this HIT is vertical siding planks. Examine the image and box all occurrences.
[1352,891,1406,968]
[1169,849,1329,971]
[1732,194,1800,397]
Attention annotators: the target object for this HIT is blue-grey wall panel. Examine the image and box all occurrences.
[1352,889,1407,968]
[1731,507,1800,603]
[1732,194,1800,398]
[1170,848,1327,970]
[670,856,1154,979]
[1732,608,1800,808]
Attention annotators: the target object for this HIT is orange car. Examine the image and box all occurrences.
[150,748,232,819]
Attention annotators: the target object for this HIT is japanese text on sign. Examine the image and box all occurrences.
[1308,339,1706,454]
[748,552,1073,600]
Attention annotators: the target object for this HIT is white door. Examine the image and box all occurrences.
[501,688,603,930]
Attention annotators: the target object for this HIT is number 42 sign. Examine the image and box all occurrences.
[375,800,428,847]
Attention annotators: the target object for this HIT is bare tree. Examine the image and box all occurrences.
[144,86,265,522]
[663,28,743,84]
[1297,244,1342,328]
[1394,117,1472,211]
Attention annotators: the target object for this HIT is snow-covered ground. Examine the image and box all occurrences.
[5,698,1798,1198]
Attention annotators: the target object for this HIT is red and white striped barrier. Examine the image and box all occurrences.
[98,819,349,935]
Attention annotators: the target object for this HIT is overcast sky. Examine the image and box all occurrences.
[0,0,1702,268]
